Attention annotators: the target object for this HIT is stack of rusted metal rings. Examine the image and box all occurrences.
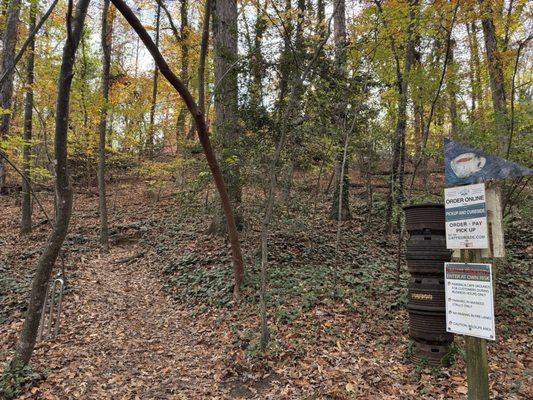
[404,204,453,365]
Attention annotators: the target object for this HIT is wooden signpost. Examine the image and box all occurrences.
[445,184,494,400]
[443,139,531,399]
[462,249,490,400]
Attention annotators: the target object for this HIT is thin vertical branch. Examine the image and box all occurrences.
[198,0,211,117]
[508,35,532,158]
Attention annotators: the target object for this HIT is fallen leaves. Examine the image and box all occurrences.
[0,180,531,399]
[456,385,468,394]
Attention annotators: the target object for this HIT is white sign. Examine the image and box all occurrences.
[445,262,495,340]
[444,183,489,249]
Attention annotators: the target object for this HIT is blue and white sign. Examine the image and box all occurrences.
[445,183,488,249]
[444,138,532,187]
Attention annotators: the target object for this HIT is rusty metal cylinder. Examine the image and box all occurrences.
[406,259,447,275]
[408,309,454,342]
[404,203,453,366]
[408,275,445,312]
[404,204,446,234]
[412,340,453,366]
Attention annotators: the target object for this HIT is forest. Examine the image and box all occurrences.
[0,0,531,398]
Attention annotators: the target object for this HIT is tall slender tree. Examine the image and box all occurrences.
[249,3,266,109]
[0,0,22,193]
[21,0,37,234]
[97,0,113,250]
[176,0,189,145]
[330,0,351,220]
[446,41,459,138]
[277,0,293,108]
[209,0,242,234]
[147,3,161,159]
[466,21,484,118]
[478,0,509,155]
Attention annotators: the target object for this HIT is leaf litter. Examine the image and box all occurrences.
[0,178,531,399]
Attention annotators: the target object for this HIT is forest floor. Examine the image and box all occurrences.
[0,174,532,399]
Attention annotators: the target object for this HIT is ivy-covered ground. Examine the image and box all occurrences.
[0,177,531,399]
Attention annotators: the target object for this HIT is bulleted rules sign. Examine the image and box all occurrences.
[444,183,488,249]
[445,263,495,340]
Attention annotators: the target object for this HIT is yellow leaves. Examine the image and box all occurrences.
[0,107,12,115]
[224,155,239,166]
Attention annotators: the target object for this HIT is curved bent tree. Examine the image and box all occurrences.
[110,0,244,298]
[9,0,92,369]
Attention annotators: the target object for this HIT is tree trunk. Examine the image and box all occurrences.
[209,0,242,234]
[277,0,292,108]
[176,0,189,147]
[466,22,484,119]
[197,0,210,117]
[412,43,423,149]
[147,3,161,159]
[315,0,327,78]
[329,0,351,221]
[0,0,22,193]
[21,0,36,234]
[249,3,265,109]
[478,0,509,155]
[79,37,91,191]
[98,0,113,250]
[447,41,459,138]
[9,0,90,369]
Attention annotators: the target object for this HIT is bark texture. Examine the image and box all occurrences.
[447,42,459,137]
[209,0,242,234]
[0,0,21,192]
[278,0,292,106]
[466,22,483,117]
[249,4,265,108]
[330,0,351,221]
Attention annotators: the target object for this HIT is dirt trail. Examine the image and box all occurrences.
[23,244,227,399]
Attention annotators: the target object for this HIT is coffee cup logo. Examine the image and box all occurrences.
[450,152,486,179]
